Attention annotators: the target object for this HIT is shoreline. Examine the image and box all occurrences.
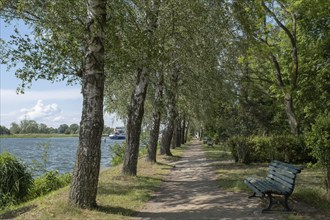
[0,134,110,139]
[0,134,79,139]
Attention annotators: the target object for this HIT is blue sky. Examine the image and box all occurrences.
[0,19,123,129]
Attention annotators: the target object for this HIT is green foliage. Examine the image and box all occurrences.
[29,171,71,198]
[109,140,148,166]
[0,152,33,208]
[0,125,10,135]
[306,113,330,168]
[109,142,126,166]
[228,135,312,164]
[306,113,330,195]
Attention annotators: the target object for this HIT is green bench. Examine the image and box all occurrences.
[244,160,302,212]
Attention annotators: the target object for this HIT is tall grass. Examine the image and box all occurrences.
[0,152,33,208]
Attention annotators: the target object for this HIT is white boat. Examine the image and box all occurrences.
[109,127,126,140]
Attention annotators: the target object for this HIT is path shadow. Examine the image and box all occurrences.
[97,205,136,217]
[0,205,37,219]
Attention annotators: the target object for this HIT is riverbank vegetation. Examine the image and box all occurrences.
[0,152,71,209]
[1,0,329,210]
[0,145,187,219]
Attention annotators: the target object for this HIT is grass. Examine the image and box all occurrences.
[203,144,330,217]
[0,144,187,219]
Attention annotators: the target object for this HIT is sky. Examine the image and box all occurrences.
[0,19,123,129]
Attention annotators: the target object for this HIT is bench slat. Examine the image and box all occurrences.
[268,168,296,180]
[244,179,264,197]
[267,171,295,186]
[245,178,289,195]
[271,160,301,174]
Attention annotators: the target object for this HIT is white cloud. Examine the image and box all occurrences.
[19,100,62,121]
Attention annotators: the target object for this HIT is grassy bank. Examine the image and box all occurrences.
[0,134,80,138]
[203,144,330,218]
[0,144,187,219]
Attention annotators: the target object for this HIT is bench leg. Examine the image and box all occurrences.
[248,192,256,198]
[262,194,292,212]
[262,193,274,212]
[283,195,292,211]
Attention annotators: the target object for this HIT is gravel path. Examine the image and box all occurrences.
[135,140,284,220]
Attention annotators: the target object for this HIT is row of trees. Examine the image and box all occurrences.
[1,0,329,208]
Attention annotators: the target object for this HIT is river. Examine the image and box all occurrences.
[0,137,124,177]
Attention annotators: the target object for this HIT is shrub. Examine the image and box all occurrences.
[0,152,33,208]
[109,142,126,166]
[227,135,312,164]
[29,171,72,198]
[227,136,252,164]
[306,113,330,196]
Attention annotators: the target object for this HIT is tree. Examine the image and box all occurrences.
[122,0,161,176]
[0,126,10,135]
[232,0,301,134]
[58,124,69,134]
[69,0,106,208]
[69,123,79,134]
[20,120,38,134]
[1,0,107,208]
[9,122,21,134]
[38,123,49,134]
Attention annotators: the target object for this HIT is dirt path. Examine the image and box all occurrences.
[134,142,276,220]
[135,140,285,220]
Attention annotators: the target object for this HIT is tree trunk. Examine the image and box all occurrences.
[69,0,106,209]
[270,54,300,135]
[146,72,163,163]
[284,93,299,134]
[160,114,174,156]
[325,167,330,198]
[146,110,161,163]
[184,121,189,143]
[181,117,186,144]
[176,117,182,148]
[122,67,148,176]
[160,63,178,156]
[170,119,178,149]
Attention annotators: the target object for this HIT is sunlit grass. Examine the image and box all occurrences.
[0,144,187,219]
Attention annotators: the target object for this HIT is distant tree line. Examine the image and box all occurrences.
[0,120,113,135]
[0,120,78,135]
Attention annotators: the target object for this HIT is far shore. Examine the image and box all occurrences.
[0,134,80,138]
[0,134,111,138]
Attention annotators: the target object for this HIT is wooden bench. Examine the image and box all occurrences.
[244,160,302,212]
[207,139,213,147]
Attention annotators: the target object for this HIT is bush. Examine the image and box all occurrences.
[227,136,253,164]
[29,171,71,198]
[306,113,330,195]
[0,152,33,208]
[109,142,126,166]
[228,135,312,164]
